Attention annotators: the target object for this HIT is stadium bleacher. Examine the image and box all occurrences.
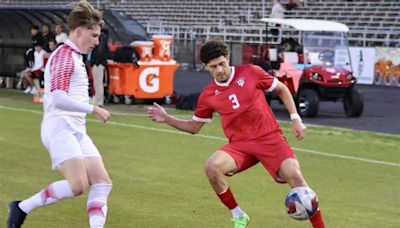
[1,0,399,46]
[107,0,400,47]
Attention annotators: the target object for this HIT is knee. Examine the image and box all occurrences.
[279,158,307,187]
[70,178,89,196]
[204,158,222,177]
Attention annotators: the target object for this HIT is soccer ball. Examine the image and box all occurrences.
[285,186,318,220]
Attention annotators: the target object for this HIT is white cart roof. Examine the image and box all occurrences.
[260,18,349,32]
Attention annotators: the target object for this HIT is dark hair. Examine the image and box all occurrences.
[31,25,39,30]
[101,27,109,36]
[67,0,103,31]
[33,36,44,47]
[199,40,229,64]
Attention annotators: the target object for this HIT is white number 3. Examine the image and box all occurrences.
[229,94,240,109]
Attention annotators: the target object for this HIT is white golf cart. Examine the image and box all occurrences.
[253,18,363,117]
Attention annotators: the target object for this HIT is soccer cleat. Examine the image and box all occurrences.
[7,201,27,228]
[23,87,32,94]
[30,87,37,95]
[231,213,250,228]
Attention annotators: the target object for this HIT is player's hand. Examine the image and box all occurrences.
[291,119,306,140]
[93,106,110,123]
[147,102,168,123]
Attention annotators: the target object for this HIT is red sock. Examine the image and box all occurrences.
[217,187,238,210]
[310,209,325,228]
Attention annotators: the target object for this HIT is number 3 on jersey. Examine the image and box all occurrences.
[229,94,240,109]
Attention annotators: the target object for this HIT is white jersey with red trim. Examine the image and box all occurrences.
[43,39,90,128]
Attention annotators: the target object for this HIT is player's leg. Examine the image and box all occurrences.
[81,134,112,228]
[7,159,88,228]
[92,64,105,107]
[255,132,325,228]
[21,71,32,93]
[279,162,325,227]
[278,158,307,187]
[7,117,88,228]
[85,157,112,228]
[204,148,254,227]
[204,150,237,193]
[279,158,325,228]
[25,73,36,92]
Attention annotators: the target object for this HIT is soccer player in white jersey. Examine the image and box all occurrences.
[7,1,112,228]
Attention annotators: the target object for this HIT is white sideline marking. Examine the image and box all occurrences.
[1,105,399,167]
[0,105,42,114]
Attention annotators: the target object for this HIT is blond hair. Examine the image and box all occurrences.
[67,0,103,31]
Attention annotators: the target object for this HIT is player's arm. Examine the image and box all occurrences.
[273,81,306,140]
[50,50,109,123]
[52,90,110,123]
[253,64,306,140]
[147,103,205,134]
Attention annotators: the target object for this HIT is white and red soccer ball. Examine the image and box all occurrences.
[285,186,319,220]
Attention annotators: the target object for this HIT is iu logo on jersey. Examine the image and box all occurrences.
[236,77,245,87]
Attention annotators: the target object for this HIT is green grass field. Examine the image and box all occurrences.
[0,89,399,228]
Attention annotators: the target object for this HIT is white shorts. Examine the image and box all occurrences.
[41,116,101,170]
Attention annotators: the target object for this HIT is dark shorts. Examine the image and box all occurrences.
[30,70,42,78]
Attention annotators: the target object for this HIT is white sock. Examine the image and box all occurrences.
[231,206,245,219]
[87,183,112,228]
[19,180,74,214]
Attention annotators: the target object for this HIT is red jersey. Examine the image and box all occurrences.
[193,64,280,142]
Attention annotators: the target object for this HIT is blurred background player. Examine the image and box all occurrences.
[90,28,110,107]
[41,23,55,52]
[7,1,112,228]
[20,25,43,80]
[19,37,47,94]
[47,39,57,53]
[148,40,325,228]
[55,23,68,45]
[30,25,43,47]
[270,0,285,42]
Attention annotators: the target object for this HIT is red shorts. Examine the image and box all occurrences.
[219,130,296,183]
[30,70,42,78]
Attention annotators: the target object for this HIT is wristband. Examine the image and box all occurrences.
[290,113,302,122]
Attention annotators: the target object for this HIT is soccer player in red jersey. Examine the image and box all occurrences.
[148,40,325,228]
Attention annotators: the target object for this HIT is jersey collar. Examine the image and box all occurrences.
[65,39,83,55]
[214,67,235,87]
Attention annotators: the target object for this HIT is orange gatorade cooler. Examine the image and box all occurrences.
[108,63,179,99]
[131,41,154,62]
[152,35,173,61]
